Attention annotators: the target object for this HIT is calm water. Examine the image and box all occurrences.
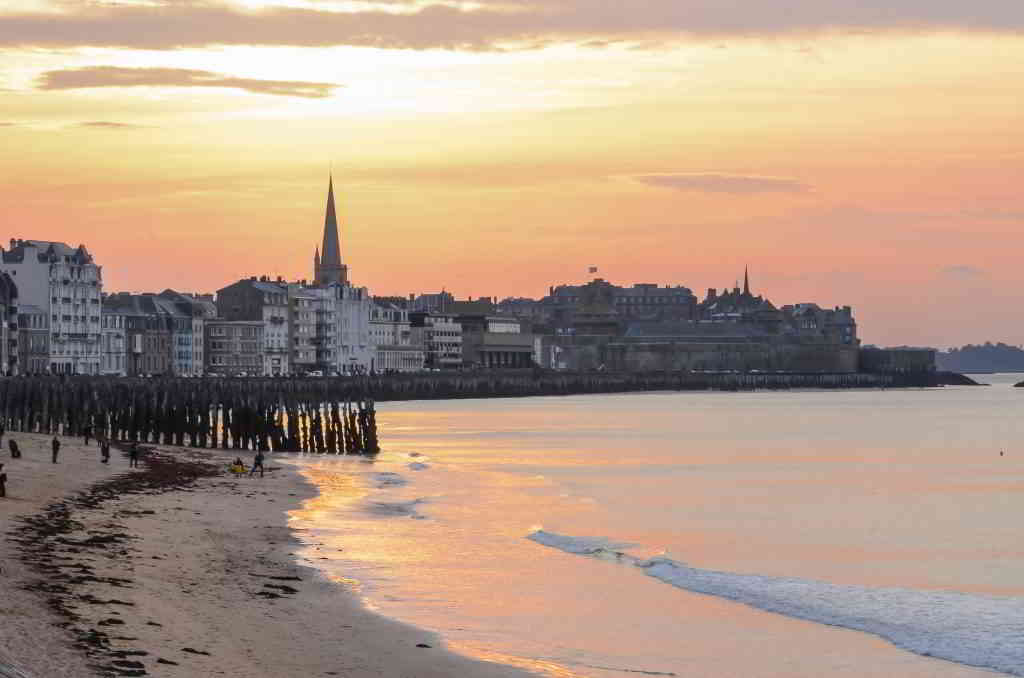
[289,375,1024,677]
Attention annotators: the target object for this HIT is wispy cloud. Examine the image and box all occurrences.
[38,66,341,99]
[75,121,147,129]
[1,1,1023,51]
[633,173,810,195]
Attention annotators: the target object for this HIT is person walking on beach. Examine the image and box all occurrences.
[8,439,20,458]
[83,424,92,447]
[0,463,7,498]
[51,436,61,464]
[100,440,110,464]
[250,450,265,478]
[129,441,140,468]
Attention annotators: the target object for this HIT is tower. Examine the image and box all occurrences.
[315,175,348,286]
[743,266,750,296]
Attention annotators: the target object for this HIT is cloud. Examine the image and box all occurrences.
[940,265,986,278]
[75,121,147,129]
[0,1,1023,51]
[38,66,340,98]
[633,173,810,195]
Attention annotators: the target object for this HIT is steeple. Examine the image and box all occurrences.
[314,247,321,281]
[743,266,750,296]
[315,175,347,285]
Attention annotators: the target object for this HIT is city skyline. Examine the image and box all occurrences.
[2,3,1023,348]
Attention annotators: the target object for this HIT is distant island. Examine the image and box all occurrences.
[936,343,1024,373]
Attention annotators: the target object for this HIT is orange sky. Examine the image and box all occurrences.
[1,2,1023,348]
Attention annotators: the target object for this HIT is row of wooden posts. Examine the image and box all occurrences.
[0,377,379,454]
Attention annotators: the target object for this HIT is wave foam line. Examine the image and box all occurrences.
[528,530,1024,676]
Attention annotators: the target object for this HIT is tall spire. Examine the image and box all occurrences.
[743,266,750,296]
[315,174,347,285]
[321,175,342,270]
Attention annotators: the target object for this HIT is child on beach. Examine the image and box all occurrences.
[100,440,110,464]
[129,442,140,468]
[8,439,20,458]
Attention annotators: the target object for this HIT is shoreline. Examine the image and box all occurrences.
[1,438,535,678]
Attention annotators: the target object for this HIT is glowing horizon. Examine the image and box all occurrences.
[2,1,1023,348]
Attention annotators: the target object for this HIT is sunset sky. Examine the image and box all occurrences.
[2,1,1023,347]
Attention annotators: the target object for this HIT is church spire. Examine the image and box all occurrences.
[743,266,750,296]
[315,174,347,285]
[321,175,342,270]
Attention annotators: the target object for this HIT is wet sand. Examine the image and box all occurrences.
[1,435,532,678]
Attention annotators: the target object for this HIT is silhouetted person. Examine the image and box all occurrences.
[0,463,6,498]
[129,442,140,468]
[8,439,20,458]
[51,436,60,464]
[83,425,92,446]
[250,451,265,478]
[100,441,110,464]
[0,422,5,449]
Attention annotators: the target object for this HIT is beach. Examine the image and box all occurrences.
[0,433,532,678]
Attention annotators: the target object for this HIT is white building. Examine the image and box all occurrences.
[370,302,424,372]
[0,239,103,374]
[336,284,372,374]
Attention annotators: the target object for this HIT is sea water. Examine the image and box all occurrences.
[289,374,1024,677]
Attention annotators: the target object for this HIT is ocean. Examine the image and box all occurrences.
[289,374,1024,677]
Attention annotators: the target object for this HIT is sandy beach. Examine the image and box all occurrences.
[1,434,532,678]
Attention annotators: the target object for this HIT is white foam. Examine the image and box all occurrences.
[529,530,1024,676]
[528,530,634,556]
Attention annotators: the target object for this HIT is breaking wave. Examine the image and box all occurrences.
[528,530,1024,676]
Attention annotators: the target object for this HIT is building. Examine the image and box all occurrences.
[158,290,215,377]
[336,283,372,374]
[101,293,171,376]
[544,279,698,327]
[461,315,535,368]
[410,312,462,368]
[370,302,424,372]
[0,272,18,374]
[99,300,126,376]
[0,239,103,374]
[216,277,291,376]
[17,304,48,375]
[206,320,264,376]
[313,176,348,287]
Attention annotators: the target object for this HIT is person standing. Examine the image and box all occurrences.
[250,450,265,478]
[51,436,61,464]
[0,463,7,498]
[0,422,5,449]
[129,442,139,468]
[83,424,92,446]
[8,439,20,458]
[100,440,110,464]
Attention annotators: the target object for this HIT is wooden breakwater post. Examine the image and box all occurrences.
[0,376,380,455]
